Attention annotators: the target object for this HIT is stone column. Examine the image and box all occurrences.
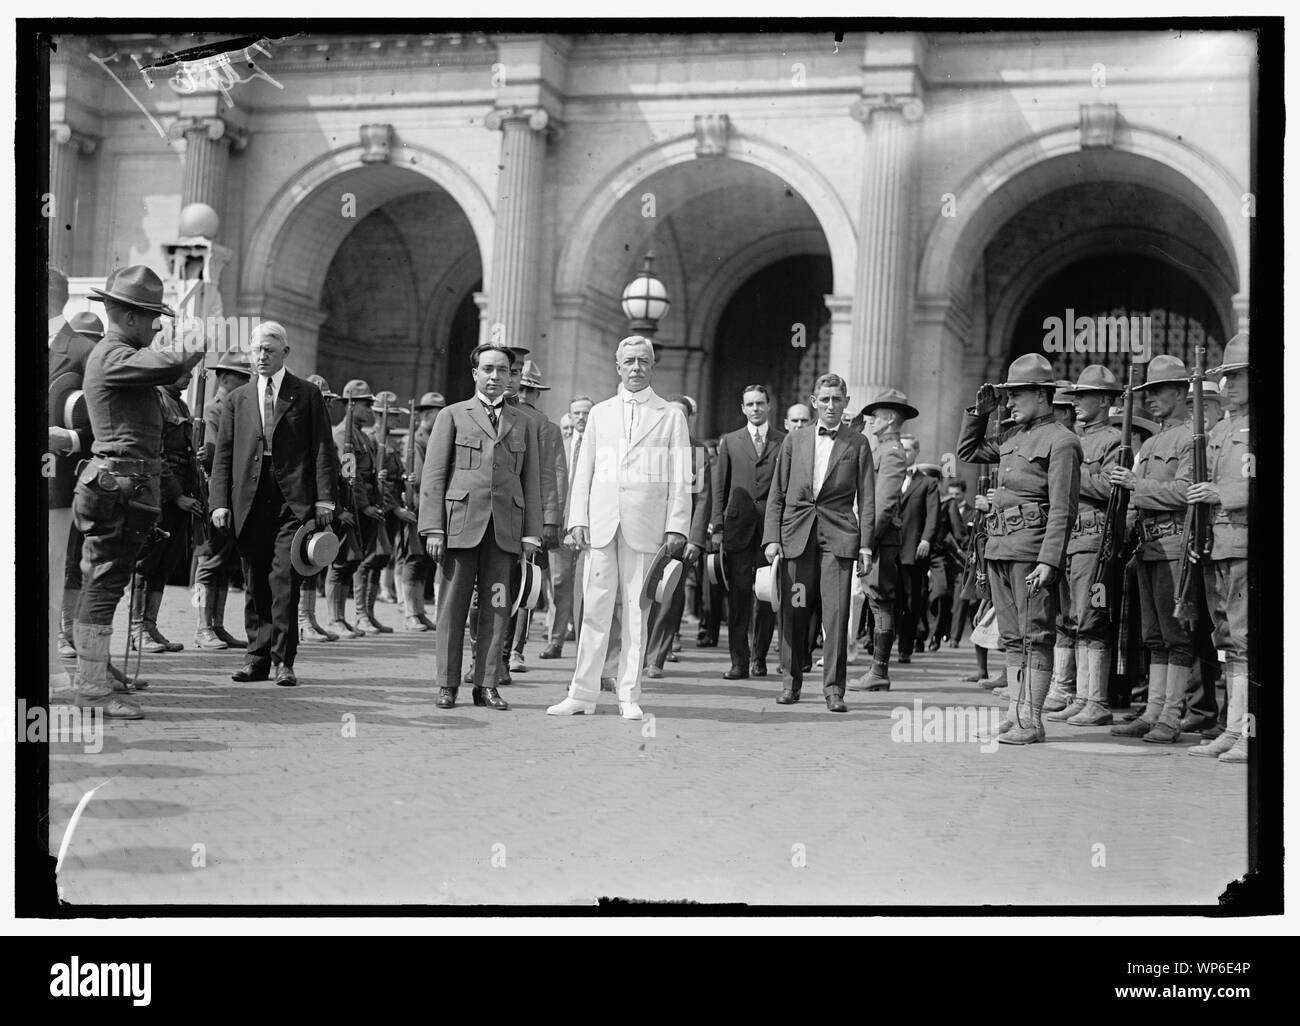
[847,96,924,405]
[483,106,553,352]
[48,123,96,270]
[170,116,247,232]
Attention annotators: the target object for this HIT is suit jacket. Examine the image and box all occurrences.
[763,425,876,560]
[417,398,542,554]
[48,320,97,508]
[568,387,691,553]
[688,436,711,548]
[209,370,337,537]
[711,423,786,552]
[897,470,940,566]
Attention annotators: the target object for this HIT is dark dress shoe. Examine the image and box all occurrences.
[897,653,912,664]
[473,686,510,710]
[435,687,457,709]
[801,661,812,673]
[274,666,298,687]
[927,637,941,652]
[665,652,678,662]
[539,644,563,659]
[644,666,664,679]
[232,662,271,682]
[750,662,768,677]
[825,694,848,713]
[723,667,749,680]
[776,689,800,705]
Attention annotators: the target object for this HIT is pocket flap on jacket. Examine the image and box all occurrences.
[507,435,526,452]
[455,436,482,450]
[446,487,470,501]
[512,492,526,508]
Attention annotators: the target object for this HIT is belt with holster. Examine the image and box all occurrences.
[1135,511,1184,543]
[986,501,1049,537]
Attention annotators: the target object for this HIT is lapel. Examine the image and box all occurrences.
[497,403,517,445]
[465,399,498,443]
[241,381,262,443]
[628,391,665,451]
[759,429,780,465]
[826,431,850,486]
[269,371,297,441]
[797,425,817,491]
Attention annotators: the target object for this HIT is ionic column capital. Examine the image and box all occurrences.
[168,116,249,152]
[484,105,562,139]
[50,122,97,155]
[850,95,925,126]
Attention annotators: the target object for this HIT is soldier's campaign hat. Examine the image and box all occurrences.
[217,350,254,379]
[995,353,1057,391]
[372,390,410,416]
[913,462,944,478]
[1051,380,1076,407]
[1108,405,1159,439]
[643,543,684,606]
[88,265,175,318]
[705,551,729,590]
[415,391,446,410]
[753,554,782,613]
[68,311,105,340]
[305,373,336,398]
[512,558,545,616]
[520,360,551,390]
[48,372,90,433]
[1208,331,1249,376]
[1133,354,1189,391]
[862,387,919,421]
[290,523,341,577]
[507,345,531,362]
[340,379,375,401]
[1065,363,1123,395]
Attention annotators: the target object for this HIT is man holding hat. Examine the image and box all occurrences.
[1108,354,1197,744]
[957,353,1082,745]
[194,348,255,649]
[763,372,875,711]
[70,265,204,717]
[395,391,444,631]
[209,321,337,686]
[1045,364,1124,726]
[850,387,914,692]
[547,335,692,719]
[1188,332,1251,762]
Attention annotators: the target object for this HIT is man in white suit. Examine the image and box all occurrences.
[548,336,692,719]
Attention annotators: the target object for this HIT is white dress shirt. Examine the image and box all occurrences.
[812,425,838,496]
[475,390,505,438]
[620,384,653,440]
[257,366,288,452]
[751,424,766,455]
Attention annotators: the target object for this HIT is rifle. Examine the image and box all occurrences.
[340,395,365,561]
[403,396,420,555]
[1091,364,1136,591]
[374,401,393,557]
[1173,346,1211,624]
[189,347,211,546]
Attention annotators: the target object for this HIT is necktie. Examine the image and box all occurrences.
[263,378,275,454]
[483,401,499,434]
[571,430,583,468]
[903,470,913,493]
[626,397,638,441]
[753,430,764,456]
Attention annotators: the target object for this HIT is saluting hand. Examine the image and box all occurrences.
[974,383,999,415]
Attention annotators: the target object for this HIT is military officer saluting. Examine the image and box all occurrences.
[71,266,203,718]
[1188,332,1251,762]
[1109,355,1196,744]
[957,353,1082,745]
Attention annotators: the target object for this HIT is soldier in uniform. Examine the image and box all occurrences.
[1044,365,1124,725]
[326,380,385,638]
[297,374,342,642]
[1108,355,1196,744]
[128,365,203,652]
[1042,381,1081,708]
[394,391,444,631]
[193,349,253,649]
[362,390,417,633]
[850,388,914,692]
[71,266,203,718]
[957,353,1082,745]
[1188,332,1250,762]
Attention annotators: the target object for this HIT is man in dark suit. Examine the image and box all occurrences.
[419,344,542,711]
[764,373,875,712]
[894,436,940,662]
[710,384,786,679]
[209,321,337,687]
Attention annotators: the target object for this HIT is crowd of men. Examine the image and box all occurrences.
[47,263,1252,759]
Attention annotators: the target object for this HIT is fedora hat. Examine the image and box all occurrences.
[512,558,544,615]
[48,371,90,432]
[643,543,684,606]
[88,265,175,317]
[1067,364,1123,395]
[995,353,1056,391]
[68,311,105,340]
[705,551,729,590]
[753,554,782,612]
[290,523,341,577]
[520,359,550,390]
[415,391,446,411]
[1133,355,1189,391]
[1208,331,1249,376]
[862,387,918,421]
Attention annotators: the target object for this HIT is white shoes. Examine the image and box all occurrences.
[546,697,597,716]
[619,702,644,720]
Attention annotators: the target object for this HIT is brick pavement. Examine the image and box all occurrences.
[46,585,1248,906]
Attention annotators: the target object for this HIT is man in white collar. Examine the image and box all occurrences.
[548,335,692,719]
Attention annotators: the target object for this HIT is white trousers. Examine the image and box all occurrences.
[569,528,652,704]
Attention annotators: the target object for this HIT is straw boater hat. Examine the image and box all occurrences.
[290,523,341,577]
[862,387,918,421]
[753,553,782,612]
[1133,355,1189,392]
[643,543,684,605]
[87,265,175,317]
[1207,331,1249,377]
[512,558,544,615]
[705,551,729,590]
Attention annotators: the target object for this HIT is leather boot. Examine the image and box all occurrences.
[993,655,1022,735]
[850,629,893,690]
[1046,645,1088,721]
[133,587,182,653]
[299,580,338,642]
[1216,662,1249,763]
[58,587,79,658]
[1191,664,1244,758]
[211,579,246,648]
[352,570,378,635]
[1112,662,1166,737]
[326,577,362,638]
[1002,663,1050,745]
[1043,642,1076,712]
[365,567,393,632]
[1068,646,1113,725]
[1145,662,1191,743]
[73,622,144,718]
[378,565,398,604]
[194,583,228,649]
[402,579,431,631]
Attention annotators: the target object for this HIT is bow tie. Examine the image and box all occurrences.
[818,427,837,438]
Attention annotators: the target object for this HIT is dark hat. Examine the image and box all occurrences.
[512,558,544,615]
[68,311,105,340]
[520,359,550,390]
[1051,380,1076,407]
[415,391,446,410]
[995,353,1056,390]
[643,543,684,605]
[49,371,89,432]
[1067,364,1123,395]
[340,379,375,401]
[1108,405,1159,438]
[1133,355,1189,392]
[290,523,341,577]
[862,387,918,421]
[753,554,782,612]
[88,265,175,317]
[1208,332,1249,377]
[704,551,728,590]
[507,345,531,359]
[305,373,337,399]
[216,350,254,379]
